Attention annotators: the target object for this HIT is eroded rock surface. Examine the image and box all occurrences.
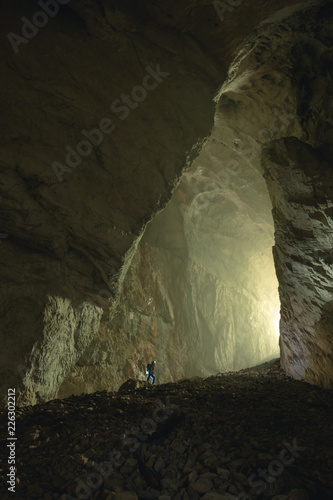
[263,139,333,387]
[0,0,223,404]
[198,0,333,388]
[1,0,333,404]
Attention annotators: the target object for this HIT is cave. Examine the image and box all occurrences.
[0,0,333,499]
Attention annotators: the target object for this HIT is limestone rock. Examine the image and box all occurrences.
[0,0,222,404]
[1,0,333,405]
[3,364,330,500]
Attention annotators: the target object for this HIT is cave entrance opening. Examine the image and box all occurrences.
[118,87,290,381]
[128,126,281,379]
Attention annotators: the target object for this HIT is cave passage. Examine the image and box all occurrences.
[124,128,282,381]
[2,0,333,407]
[6,360,333,499]
[1,0,333,494]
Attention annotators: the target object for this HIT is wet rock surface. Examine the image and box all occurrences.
[1,359,333,499]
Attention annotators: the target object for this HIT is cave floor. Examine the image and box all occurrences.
[1,360,333,500]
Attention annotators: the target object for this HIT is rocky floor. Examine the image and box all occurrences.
[1,359,333,500]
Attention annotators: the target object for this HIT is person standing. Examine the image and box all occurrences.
[146,360,156,384]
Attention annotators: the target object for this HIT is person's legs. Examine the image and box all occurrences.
[151,374,155,384]
[146,372,150,382]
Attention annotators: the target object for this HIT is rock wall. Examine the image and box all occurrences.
[264,138,333,387]
[0,0,223,404]
[225,0,333,386]
[17,296,102,406]
[1,0,332,404]
[85,130,282,390]
[61,1,333,394]
[61,0,333,394]
[194,0,333,388]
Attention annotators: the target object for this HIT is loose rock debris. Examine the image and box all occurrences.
[1,359,333,499]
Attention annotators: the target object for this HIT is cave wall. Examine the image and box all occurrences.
[204,0,333,389]
[264,139,333,387]
[85,130,282,389]
[221,0,333,387]
[60,0,333,394]
[1,0,332,404]
[0,0,223,404]
[261,2,333,386]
